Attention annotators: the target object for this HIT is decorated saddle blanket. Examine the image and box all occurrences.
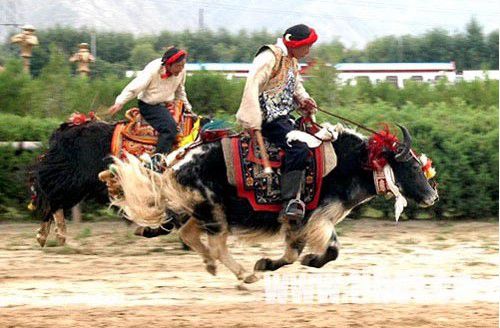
[111,101,200,159]
[221,129,337,212]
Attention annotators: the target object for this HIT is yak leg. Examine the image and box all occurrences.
[207,232,253,282]
[301,230,340,268]
[36,217,53,247]
[254,230,306,272]
[178,218,217,275]
[53,209,67,246]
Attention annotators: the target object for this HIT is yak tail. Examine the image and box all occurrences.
[110,153,203,228]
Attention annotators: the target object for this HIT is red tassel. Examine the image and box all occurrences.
[367,124,399,170]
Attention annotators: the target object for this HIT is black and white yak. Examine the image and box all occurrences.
[110,123,438,283]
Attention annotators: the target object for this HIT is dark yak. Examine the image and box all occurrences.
[110,123,438,283]
[31,121,114,246]
[30,115,198,246]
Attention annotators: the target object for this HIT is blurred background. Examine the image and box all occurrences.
[0,0,498,222]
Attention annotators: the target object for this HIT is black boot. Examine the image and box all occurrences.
[281,170,306,227]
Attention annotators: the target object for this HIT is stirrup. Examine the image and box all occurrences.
[285,199,306,222]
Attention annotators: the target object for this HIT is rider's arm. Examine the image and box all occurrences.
[174,69,192,112]
[294,72,310,104]
[236,50,275,130]
[294,72,317,117]
[114,60,157,106]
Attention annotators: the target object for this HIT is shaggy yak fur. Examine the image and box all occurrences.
[31,121,115,246]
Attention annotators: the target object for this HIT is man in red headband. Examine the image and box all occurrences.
[236,24,318,225]
[108,46,192,155]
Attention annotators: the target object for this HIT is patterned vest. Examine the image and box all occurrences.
[257,45,299,123]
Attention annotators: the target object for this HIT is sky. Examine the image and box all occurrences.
[1,0,499,48]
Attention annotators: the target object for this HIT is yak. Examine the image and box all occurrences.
[30,114,206,247]
[109,122,438,283]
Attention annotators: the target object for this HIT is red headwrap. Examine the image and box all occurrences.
[283,28,318,48]
[161,49,187,79]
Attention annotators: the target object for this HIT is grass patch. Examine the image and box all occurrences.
[42,245,87,255]
[108,230,136,246]
[47,245,97,255]
[159,233,181,243]
[434,235,447,241]
[76,227,92,240]
[398,248,414,254]
[45,240,59,247]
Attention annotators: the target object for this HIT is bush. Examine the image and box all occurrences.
[316,101,498,219]
[186,72,244,115]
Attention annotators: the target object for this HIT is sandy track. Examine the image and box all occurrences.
[0,219,498,327]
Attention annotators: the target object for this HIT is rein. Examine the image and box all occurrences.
[315,106,380,136]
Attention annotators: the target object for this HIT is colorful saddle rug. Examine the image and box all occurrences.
[111,101,200,159]
[222,134,336,212]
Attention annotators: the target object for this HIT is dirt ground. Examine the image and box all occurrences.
[0,218,498,328]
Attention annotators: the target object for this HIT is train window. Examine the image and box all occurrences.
[410,76,423,82]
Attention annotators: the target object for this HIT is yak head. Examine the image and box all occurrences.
[369,125,439,207]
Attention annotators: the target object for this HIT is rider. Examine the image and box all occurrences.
[236,24,318,226]
[108,46,191,238]
[108,46,192,159]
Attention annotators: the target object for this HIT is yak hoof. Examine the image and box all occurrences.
[243,273,260,284]
[206,263,217,276]
[301,254,322,268]
[134,226,145,236]
[56,235,66,246]
[36,234,47,247]
[254,258,273,271]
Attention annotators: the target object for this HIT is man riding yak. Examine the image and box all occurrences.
[106,46,193,238]
[236,24,319,227]
[106,23,438,282]
[108,46,192,168]
[31,46,195,245]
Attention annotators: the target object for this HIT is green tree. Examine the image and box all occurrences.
[486,30,499,69]
[419,28,453,62]
[463,18,487,69]
[129,42,160,69]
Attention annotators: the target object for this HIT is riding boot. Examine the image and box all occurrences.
[280,170,306,228]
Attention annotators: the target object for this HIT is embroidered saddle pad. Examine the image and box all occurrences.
[111,101,200,159]
[221,134,336,212]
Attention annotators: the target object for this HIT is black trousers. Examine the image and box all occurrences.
[262,116,310,173]
[138,100,177,154]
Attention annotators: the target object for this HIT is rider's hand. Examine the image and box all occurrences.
[299,98,317,116]
[166,102,175,116]
[108,103,123,116]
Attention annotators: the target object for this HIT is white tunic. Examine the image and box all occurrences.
[115,58,192,111]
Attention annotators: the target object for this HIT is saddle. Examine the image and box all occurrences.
[221,122,337,212]
[111,100,200,159]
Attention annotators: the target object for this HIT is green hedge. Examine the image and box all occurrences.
[0,51,497,220]
[316,101,498,219]
[0,100,497,220]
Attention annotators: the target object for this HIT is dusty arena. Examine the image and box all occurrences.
[0,218,498,327]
